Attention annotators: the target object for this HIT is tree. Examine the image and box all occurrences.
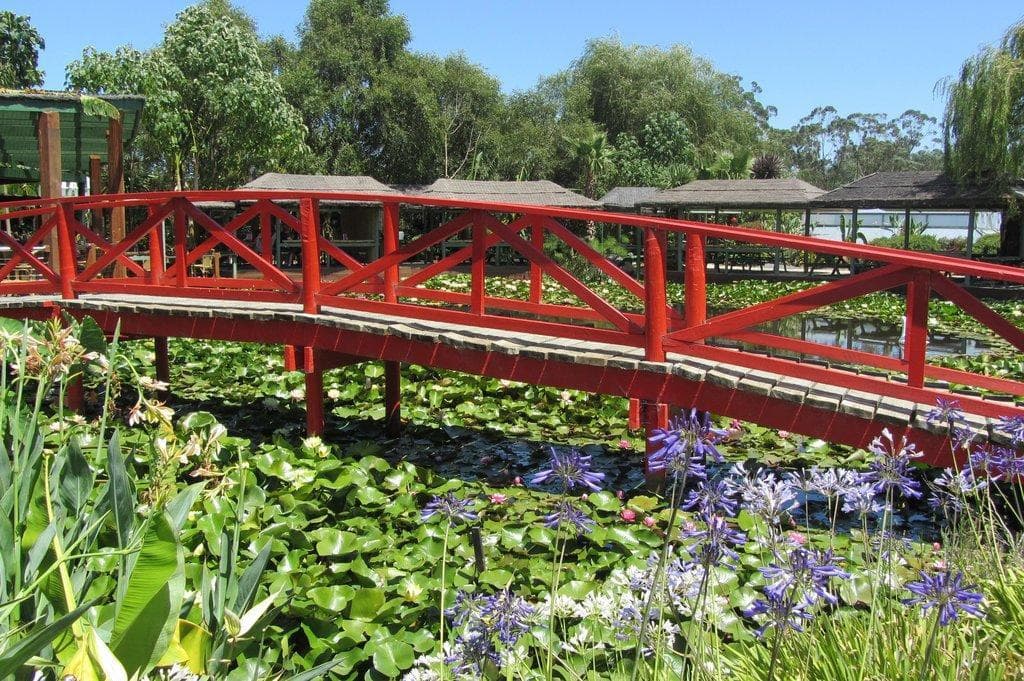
[67,1,310,190]
[775,106,942,189]
[549,38,771,169]
[0,11,44,88]
[567,130,614,198]
[943,20,1024,185]
[611,111,696,188]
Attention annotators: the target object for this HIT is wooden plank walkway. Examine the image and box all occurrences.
[1,292,1010,457]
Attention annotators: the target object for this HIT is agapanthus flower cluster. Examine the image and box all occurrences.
[862,428,923,499]
[806,466,859,502]
[544,500,595,535]
[732,467,799,527]
[928,467,986,517]
[969,444,1023,481]
[682,513,747,569]
[444,588,535,675]
[681,478,738,517]
[996,415,1024,447]
[531,447,605,492]
[647,409,726,480]
[903,569,985,626]
[421,493,479,524]
[760,547,850,606]
[841,482,886,516]
[743,591,814,638]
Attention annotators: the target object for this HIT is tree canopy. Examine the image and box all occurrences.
[943,19,1024,186]
[66,2,310,190]
[0,11,44,88]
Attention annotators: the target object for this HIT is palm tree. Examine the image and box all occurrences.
[570,131,614,198]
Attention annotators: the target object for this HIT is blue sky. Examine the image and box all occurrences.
[14,1,1024,128]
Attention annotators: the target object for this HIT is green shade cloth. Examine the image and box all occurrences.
[0,89,144,185]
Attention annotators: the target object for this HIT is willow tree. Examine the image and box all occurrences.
[943,20,1024,185]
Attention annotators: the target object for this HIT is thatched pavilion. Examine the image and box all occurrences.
[810,171,1022,263]
[238,172,399,265]
[600,186,660,213]
[641,178,826,272]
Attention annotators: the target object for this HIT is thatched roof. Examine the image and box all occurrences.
[811,171,1009,209]
[242,172,398,195]
[414,179,601,208]
[644,178,825,209]
[600,186,660,210]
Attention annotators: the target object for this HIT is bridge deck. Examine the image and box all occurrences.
[1,293,1007,462]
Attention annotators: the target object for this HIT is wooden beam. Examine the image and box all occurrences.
[107,117,126,277]
[89,155,104,237]
[37,111,61,270]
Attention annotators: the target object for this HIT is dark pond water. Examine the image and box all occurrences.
[727,312,998,359]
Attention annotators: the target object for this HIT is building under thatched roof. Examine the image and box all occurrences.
[644,178,825,210]
[413,178,601,208]
[600,186,660,212]
[811,171,1010,210]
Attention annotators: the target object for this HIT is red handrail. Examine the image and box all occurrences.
[1,190,1022,421]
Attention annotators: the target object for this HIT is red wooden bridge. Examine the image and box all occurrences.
[2,190,1023,467]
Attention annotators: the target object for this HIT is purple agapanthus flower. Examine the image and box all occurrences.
[445,630,501,676]
[969,445,1019,481]
[681,478,738,517]
[760,547,850,606]
[479,589,534,646]
[996,415,1024,447]
[925,398,964,427]
[806,466,859,501]
[647,409,726,480]
[682,513,746,569]
[841,482,886,516]
[531,447,605,492]
[927,467,985,517]
[743,592,814,638]
[862,428,923,499]
[422,493,479,524]
[903,570,985,626]
[739,473,799,526]
[543,500,595,535]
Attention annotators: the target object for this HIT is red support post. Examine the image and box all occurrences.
[530,222,544,304]
[173,199,187,287]
[299,198,322,314]
[304,346,324,436]
[385,360,401,437]
[382,202,399,303]
[154,336,170,396]
[283,345,298,372]
[643,401,669,485]
[905,270,931,388]
[55,205,77,300]
[684,232,707,332]
[628,397,641,430]
[471,217,485,315]
[644,226,668,361]
[148,204,164,285]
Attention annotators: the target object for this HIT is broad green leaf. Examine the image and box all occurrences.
[110,512,184,677]
[59,438,94,516]
[348,588,386,621]
[233,542,273,614]
[102,431,135,551]
[368,638,414,677]
[164,482,206,533]
[307,585,354,611]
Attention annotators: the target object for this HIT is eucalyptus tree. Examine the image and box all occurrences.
[0,11,44,88]
[66,1,310,190]
[943,20,1024,185]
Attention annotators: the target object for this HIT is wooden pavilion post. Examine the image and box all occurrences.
[773,208,783,272]
[902,208,912,250]
[88,155,104,255]
[964,208,977,286]
[37,111,62,271]
[802,208,811,273]
[107,117,126,278]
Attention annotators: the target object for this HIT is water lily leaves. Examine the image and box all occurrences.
[307,585,355,611]
[365,635,414,677]
[349,588,386,621]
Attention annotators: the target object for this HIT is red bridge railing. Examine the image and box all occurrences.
[2,190,1024,421]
